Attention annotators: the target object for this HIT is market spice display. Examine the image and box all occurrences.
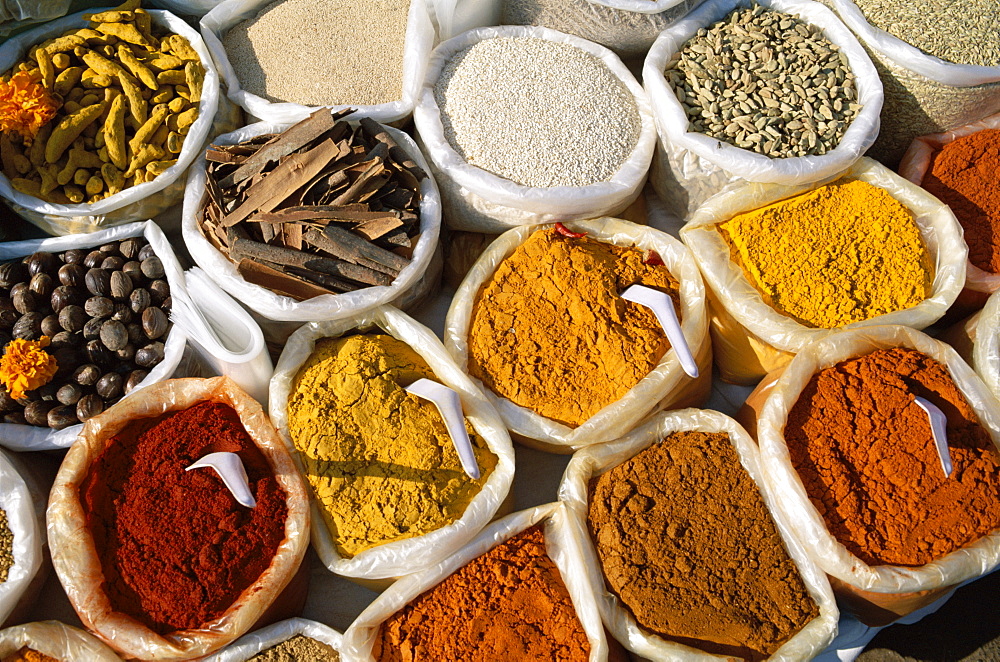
[287,334,498,558]
[468,228,680,428]
[247,635,339,662]
[80,401,288,633]
[718,179,932,329]
[1,649,58,662]
[373,524,591,661]
[0,506,12,583]
[785,347,1000,567]
[587,431,818,661]
[922,129,1000,274]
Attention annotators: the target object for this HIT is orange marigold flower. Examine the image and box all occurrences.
[0,336,58,400]
[0,71,59,140]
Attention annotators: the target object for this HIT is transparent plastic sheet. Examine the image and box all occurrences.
[973,291,1000,403]
[200,0,436,126]
[642,0,883,220]
[0,0,70,35]
[558,408,839,661]
[150,0,224,16]
[340,503,610,661]
[0,621,121,661]
[204,618,342,661]
[268,305,515,581]
[0,10,221,235]
[412,25,656,233]
[679,157,967,384]
[181,119,443,324]
[46,376,311,661]
[0,449,42,626]
[444,218,710,451]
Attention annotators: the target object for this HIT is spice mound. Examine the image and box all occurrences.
[223,0,410,107]
[0,5,204,203]
[718,179,932,329]
[588,431,818,661]
[468,228,680,427]
[374,524,591,661]
[786,347,1000,567]
[287,334,498,558]
[922,129,1000,274]
[248,635,339,662]
[0,506,12,583]
[80,401,288,634]
[664,4,860,158]
[1,649,58,662]
[434,37,640,188]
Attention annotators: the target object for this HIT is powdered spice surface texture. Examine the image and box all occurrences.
[373,524,590,661]
[587,431,818,661]
[468,228,681,427]
[785,347,1000,566]
[81,402,288,634]
[0,506,12,583]
[247,635,339,661]
[718,179,932,329]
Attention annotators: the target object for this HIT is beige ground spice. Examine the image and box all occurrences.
[248,635,339,662]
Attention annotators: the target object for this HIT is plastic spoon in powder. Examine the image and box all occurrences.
[621,284,698,379]
[186,452,257,508]
[914,397,953,478]
[406,378,481,480]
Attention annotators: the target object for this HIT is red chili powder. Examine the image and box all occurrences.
[80,401,288,634]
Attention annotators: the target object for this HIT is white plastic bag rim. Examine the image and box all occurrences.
[679,158,967,353]
[180,117,442,323]
[202,618,342,661]
[756,324,1000,592]
[0,9,220,218]
[642,0,884,185]
[827,0,1000,86]
[558,407,839,661]
[0,221,188,451]
[268,305,516,580]
[0,621,122,661]
[974,290,1000,401]
[0,449,43,626]
[413,25,657,215]
[586,0,699,16]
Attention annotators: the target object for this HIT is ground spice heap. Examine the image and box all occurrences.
[588,431,818,661]
[374,524,590,661]
[922,129,1000,274]
[287,334,498,558]
[0,506,12,582]
[786,347,1000,567]
[468,227,680,427]
[1,649,58,662]
[248,635,339,662]
[718,179,932,329]
[80,401,288,634]
[223,0,409,106]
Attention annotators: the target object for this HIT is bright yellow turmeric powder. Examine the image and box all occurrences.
[718,179,933,329]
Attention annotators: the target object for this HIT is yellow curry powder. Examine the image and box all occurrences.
[468,228,681,428]
[718,179,933,329]
[287,334,498,558]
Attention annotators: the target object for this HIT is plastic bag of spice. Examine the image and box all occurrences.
[680,157,967,385]
[0,621,122,661]
[643,0,883,221]
[559,408,839,660]
[204,618,341,661]
[0,1,71,36]
[0,449,42,627]
[47,375,311,660]
[742,325,1000,626]
[445,217,710,452]
[268,305,516,583]
[0,9,221,236]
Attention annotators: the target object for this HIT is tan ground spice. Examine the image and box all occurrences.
[468,228,681,427]
[0,506,12,583]
[587,431,819,661]
[248,635,339,661]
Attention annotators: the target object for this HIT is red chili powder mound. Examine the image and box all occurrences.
[80,401,288,634]
[785,347,1000,567]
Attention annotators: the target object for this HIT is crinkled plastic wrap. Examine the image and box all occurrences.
[444,218,710,451]
[972,291,1000,403]
[340,503,610,661]
[0,0,70,35]
[268,305,515,581]
[0,621,121,661]
[643,0,883,220]
[558,408,839,661]
[0,449,43,626]
[182,119,443,324]
[200,0,435,126]
[0,222,189,452]
[46,376,311,661]
[150,0,223,16]
[413,25,656,233]
[204,618,342,661]
[0,10,221,235]
[680,157,967,384]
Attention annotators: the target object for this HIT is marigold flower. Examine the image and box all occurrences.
[0,336,58,400]
[0,71,59,140]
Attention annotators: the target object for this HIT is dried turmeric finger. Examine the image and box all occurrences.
[174,84,190,101]
[118,71,148,128]
[54,66,84,96]
[11,178,42,197]
[184,61,203,104]
[115,0,141,12]
[35,48,54,90]
[86,10,133,23]
[101,162,124,195]
[81,69,113,89]
[167,97,188,114]
[0,136,24,179]
[166,131,183,154]
[62,100,82,115]
[79,93,101,107]
[73,168,90,186]
[57,147,103,185]
[38,164,59,194]
[86,175,103,197]
[81,50,126,79]
[95,22,154,50]
[145,159,177,177]
[175,107,198,134]
[43,35,86,55]
[124,144,164,177]
[118,44,158,89]
[133,10,159,50]
[45,103,104,164]
[51,53,71,70]
[28,125,52,167]
[156,70,186,86]
[163,35,200,62]
[151,86,172,104]
[63,184,84,203]
[144,54,183,72]
[129,104,170,153]
[150,125,170,147]
[104,94,128,170]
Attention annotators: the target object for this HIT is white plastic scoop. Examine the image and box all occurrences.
[186,452,257,508]
[621,284,699,379]
[406,378,481,480]
[914,397,953,478]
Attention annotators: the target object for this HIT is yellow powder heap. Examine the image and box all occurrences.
[718,179,933,329]
[287,334,498,558]
[468,228,681,428]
